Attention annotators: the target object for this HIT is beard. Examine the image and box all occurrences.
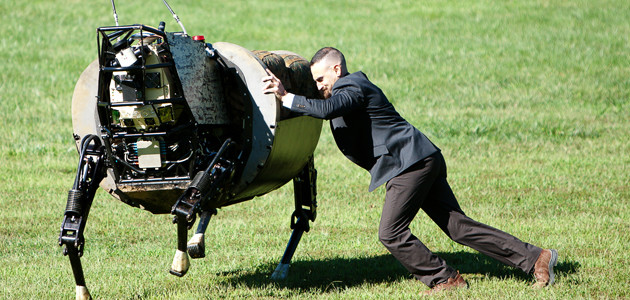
[321,88,332,99]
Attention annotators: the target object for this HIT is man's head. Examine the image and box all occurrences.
[310,47,348,99]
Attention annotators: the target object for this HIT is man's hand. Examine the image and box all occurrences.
[262,69,288,100]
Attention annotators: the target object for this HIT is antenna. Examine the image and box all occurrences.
[110,0,119,26]
[162,0,188,36]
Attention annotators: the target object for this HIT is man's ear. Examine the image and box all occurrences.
[333,64,342,77]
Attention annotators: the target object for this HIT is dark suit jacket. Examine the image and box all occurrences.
[291,71,439,191]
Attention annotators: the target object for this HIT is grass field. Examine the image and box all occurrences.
[1,0,628,299]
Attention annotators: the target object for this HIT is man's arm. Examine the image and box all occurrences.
[263,69,364,120]
[290,82,363,119]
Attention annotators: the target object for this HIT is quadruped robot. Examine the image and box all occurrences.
[59,2,323,299]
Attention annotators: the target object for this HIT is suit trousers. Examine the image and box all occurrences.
[378,152,542,288]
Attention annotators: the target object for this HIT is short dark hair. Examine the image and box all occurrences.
[310,47,346,68]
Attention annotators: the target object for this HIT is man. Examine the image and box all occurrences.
[262,47,558,295]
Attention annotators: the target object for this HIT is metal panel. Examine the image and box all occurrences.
[167,33,229,125]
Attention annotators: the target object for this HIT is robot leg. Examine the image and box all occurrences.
[187,209,217,259]
[271,156,317,280]
[170,214,191,277]
[170,139,236,276]
[59,135,105,300]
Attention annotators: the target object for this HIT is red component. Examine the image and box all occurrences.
[192,35,205,42]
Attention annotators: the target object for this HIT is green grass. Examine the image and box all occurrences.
[1,0,628,298]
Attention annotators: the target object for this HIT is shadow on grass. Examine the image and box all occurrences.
[217,251,580,291]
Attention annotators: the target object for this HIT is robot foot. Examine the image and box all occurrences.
[76,285,92,300]
[270,263,290,281]
[169,249,190,277]
[187,233,205,259]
